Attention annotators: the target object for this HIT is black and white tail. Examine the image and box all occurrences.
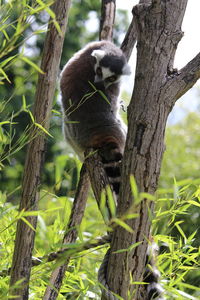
[144,242,165,299]
[101,158,122,199]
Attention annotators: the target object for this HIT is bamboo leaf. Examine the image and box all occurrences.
[0,67,11,83]
[188,200,200,207]
[112,218,134,233]
[21,56,44,74]
[21,217,36,231]
[35,122,53,138]
[106,185,116,217]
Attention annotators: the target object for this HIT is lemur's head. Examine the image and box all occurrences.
[91,43,131,88]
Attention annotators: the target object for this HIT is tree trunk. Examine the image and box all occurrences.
[106,1,189,299]
[9,1,71,299]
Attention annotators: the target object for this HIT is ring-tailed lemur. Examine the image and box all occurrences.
[60,41,164,299]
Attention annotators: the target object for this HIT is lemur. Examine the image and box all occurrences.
[60,41,164,300]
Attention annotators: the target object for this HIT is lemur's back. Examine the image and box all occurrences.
[60,41,128,159]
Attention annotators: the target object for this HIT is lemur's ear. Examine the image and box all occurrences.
[122,64,131,75]
[91,49,106,62]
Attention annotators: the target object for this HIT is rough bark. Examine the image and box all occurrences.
[43,164,90,300]
[85,150,114,222]
[121,17,137,61]
[99,0,116,41]
[162,51,200,103]
[9,1,71,299]
[106,1,192,299]
[120,0,147,60]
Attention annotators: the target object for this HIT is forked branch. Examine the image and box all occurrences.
[165,51,200,103]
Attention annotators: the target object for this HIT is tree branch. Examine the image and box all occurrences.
[164,51,200,103]
[9,1,71,299]
[120,17,137,61]
[43,163,90,300]
[0,236,110,277]
[85,150,114,222]
[33,235,110,267]
[99,0,116,41]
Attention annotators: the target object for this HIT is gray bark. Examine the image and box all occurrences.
[9,1,71,299]
[121,17,137,61]
[104,1,200,299]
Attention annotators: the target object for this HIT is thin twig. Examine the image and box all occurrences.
[0,236,110,278]
[34,235,110,265]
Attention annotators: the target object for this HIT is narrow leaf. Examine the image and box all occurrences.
[35,122,53,138]
[21,56,44,74]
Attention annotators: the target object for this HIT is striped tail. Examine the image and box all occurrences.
[98,143,123,199]
[144,243,165,300]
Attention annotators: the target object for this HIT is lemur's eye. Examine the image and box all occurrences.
[96,67,102,77]
[107,75,117,82]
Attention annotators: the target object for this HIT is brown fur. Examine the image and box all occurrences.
[60,41,127,159]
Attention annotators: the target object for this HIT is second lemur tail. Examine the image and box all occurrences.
[144,242,165,299]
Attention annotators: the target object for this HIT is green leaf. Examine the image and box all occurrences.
[188,200,200,207]
[35,122,53,138]
[106,185,116,217]
[20,217,36,231]
[112,218,134,233]
[130,175,139,202]
[140,192,155,201]
[124,213,139,220]
[175,222,187,242]
[131,281,148,285]
[178,282,200,291]
[0,67,11,83]
[0,54,18,67]
[98,90,110,104]
[22,211,41,217]
[21,56,44,74]
[0,121,11,125]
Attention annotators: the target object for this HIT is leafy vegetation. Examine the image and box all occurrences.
[0,0,199,299]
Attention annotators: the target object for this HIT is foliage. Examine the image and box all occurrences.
[154,183,200,299]
[1,171,200,299]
